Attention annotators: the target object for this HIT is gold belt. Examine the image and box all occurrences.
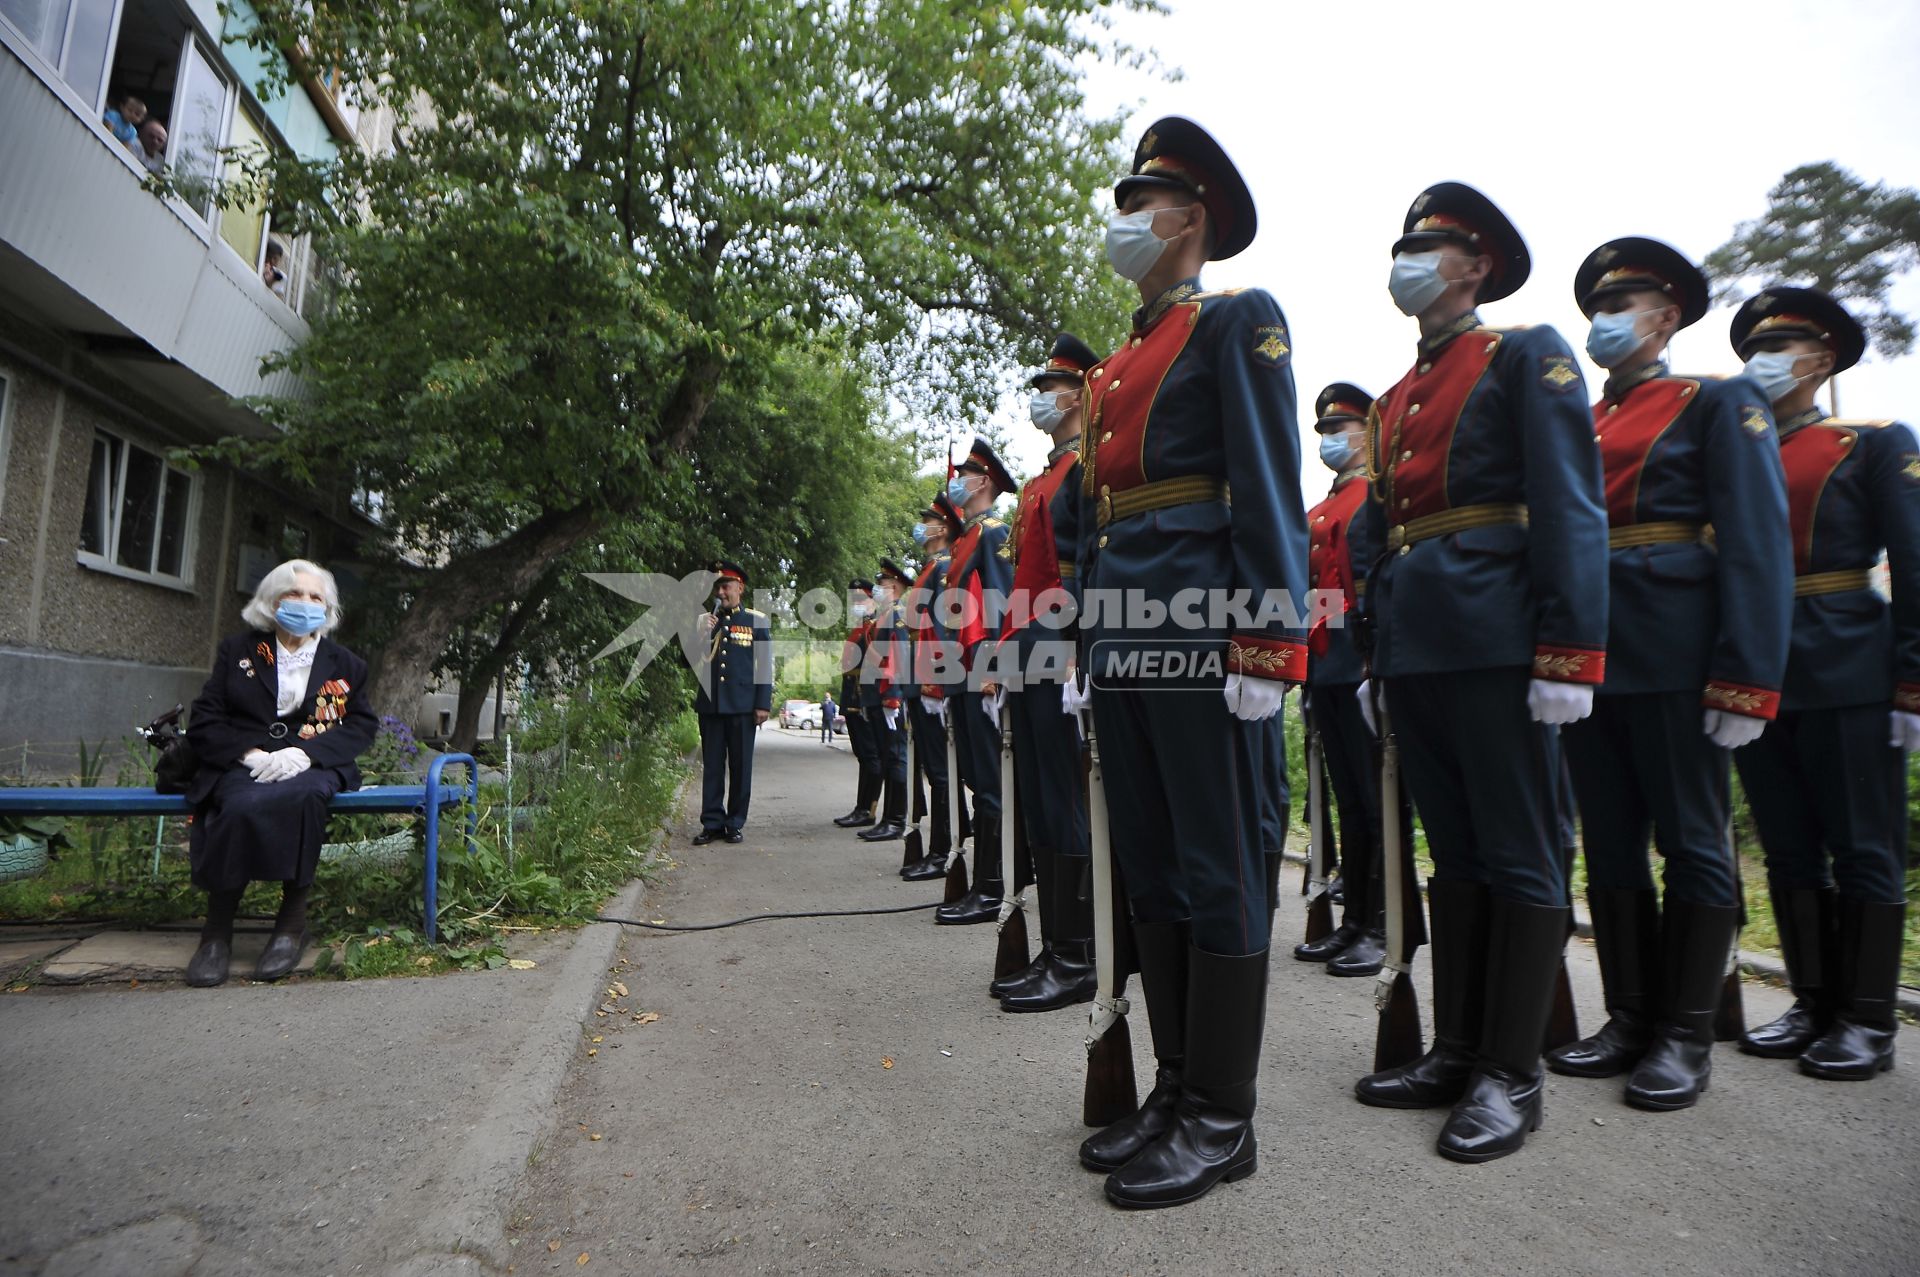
[1609,521,1709,550]
[1095,475,1230,529]
[1795,568,1873,597]
[1385,503,1528,552]
[1058,563,1077,579]
[1352,579,1368,597]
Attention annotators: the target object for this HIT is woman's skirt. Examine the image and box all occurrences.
[190,766,343,890]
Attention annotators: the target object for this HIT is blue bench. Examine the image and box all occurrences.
[0,753,478,941]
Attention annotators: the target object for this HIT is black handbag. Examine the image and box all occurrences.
[140,705,201,794]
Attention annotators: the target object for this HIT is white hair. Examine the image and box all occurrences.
[243,558,343,637]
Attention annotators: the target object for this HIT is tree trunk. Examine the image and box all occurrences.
[445,573,553,753]
[451,677,493,754]
[368,506,598,722]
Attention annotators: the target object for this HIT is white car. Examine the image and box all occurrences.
[780,699,820,730]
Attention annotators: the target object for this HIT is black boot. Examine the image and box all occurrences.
[1623,899,1738,1110]
[186,887,242,988]
[992,850,1053,997]
[1548,887,1658,1077]
[862,767,907,841]
[1326,928,1386,977]
[1081,920,1187,1172]
[1293,920,1357,962]
[1356,879,1488,1108]
[935,818,1001,925]
[1003,938,1097,1013]
[857,818,904,842]
[1799,897,1904,1080]
[1436,896,1568,1164]
[254,883,312,981]
[901,848,950,881]
[1741,882,1835,1058]
[1104,945,1266,1209]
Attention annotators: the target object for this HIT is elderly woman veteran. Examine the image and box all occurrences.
[183,559,377,986]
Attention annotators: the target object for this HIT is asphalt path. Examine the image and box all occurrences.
[507,724,1920,1276]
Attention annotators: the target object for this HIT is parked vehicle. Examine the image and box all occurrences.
[780,700,820,730]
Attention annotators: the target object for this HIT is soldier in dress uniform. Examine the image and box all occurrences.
[1351,183,1610,1163]
[1295,383,1403,977]
[1061,117,1309,1209]
[989,333,1100,1013]
[832,580,882,829]
[855,559,914,844]
[691,560,773,846]
[902,495,967,881]
[934,438,1016,925]
[1548,239,1794,1110]
[1727,287,1915,1081]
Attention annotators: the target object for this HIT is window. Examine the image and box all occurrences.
[78,428,197,584]
[219,106,270,267]
[165,34,229,221]
[0,0,119,108]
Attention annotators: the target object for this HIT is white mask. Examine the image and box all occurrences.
[1030,389,1069,431]
[1742,351,1807,404]
[1105,206,1184,283]
[1388,251,1450,317]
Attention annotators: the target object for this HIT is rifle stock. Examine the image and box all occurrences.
[1373,697,1426,1073]
[1303,725,1333,943]
[902,707,922,869]
[943,716,968,902]
[1082,701,1138,1127]
[994,719,1030,977]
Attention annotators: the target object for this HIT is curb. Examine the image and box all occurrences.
[385,874,650,1276]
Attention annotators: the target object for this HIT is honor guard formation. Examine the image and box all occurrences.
[682,117,1914,1210]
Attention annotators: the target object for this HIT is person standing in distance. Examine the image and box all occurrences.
[691,559,772,845]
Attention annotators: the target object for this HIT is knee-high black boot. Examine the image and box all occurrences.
[1436,896,1569,1163]
[1623,899,1739,1109]
[187,887,243,987]
[935,817,1001,925]
[1080,920,1188,1171]
[1548,887,1658,1077]
[1799,897,1904,1080]
[1740,881,1836,1057]
[1356,878,1488,1107]
[1103,945,1267,1209]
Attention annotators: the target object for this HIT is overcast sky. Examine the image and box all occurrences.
[992,0,1920,487]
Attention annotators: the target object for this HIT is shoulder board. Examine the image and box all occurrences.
[1486,324,1533,334]
[1674,372,1728,381]
[981,516,1005,528]
[1192,287,1249,301]
[1823,419,1897,429]
[742,607,767,618]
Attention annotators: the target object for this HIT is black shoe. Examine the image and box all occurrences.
[1356,878,1488,1108]
[1080,921,1188,1172]
[253,930,308,982]
[185,937,231,988]
[1002,940,1097,1013]
[692,830,718,846]
[901,853,950,882]
[1547,1014,1652,1078]
[1103,946,1267,1209]
[1326,929,1386,977]
[934,887,1001,926]
[1355,1043,1476,1108]
[1624,900,1739,1111]
[1549,886,1660,1078]
[724,830,743,844]
[1741,883,1836,1058]
[833,808,876,828]
[1293,920,1357,963]
[991,946,1050,998]
[857,820,904,842]
[1434,895,1568,1164]
[1799,897,1904,1081]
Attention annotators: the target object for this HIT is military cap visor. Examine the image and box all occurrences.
[1574,237,1709,328]
[1029,332,1101,388]
[1114,116,1257,260]
[848,578,875,596]
[710,559,747,586]
[1315,382,1374,425]
[877,558,912,588]
[1392,182,1530,302]
[956,435,1017,495]
[1730,285,1866,373]
[921,492,964,536]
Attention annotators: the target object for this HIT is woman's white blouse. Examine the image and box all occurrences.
[274,638,318,717]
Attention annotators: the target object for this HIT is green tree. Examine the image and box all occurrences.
[227,0,1145,716]
[1707,162,1920,369]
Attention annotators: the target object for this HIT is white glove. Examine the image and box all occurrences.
[1224,672,1287,722]
[242,748,271,778]
[1527,679,1594,726]
[1703,709,1768,750]
[253,748,313,784]
[1892,710,1920,751]
[927,696,949,725]
[1356,679,1378,736]
[883,707,900,730]
[983,686,1007,731]
[1061,673,1090,718]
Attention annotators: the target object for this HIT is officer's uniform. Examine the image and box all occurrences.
[1353,184,1609,1165]
[853,560,914,843]
[1727,287,1914,1081]
[1550,240,1794,1109]
[934,439,1015,926]
[1064,119,1309,1211]
[691,560,772,843]
[1298,383,1414,977]
[833,580,882,828]
[991,333,1099,1013]
[901,495,964,881]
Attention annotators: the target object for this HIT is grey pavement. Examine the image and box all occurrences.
[507,726,1920,1277]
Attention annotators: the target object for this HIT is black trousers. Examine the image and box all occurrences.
[698,712,756,834]
[1010,681,1088,858]
[1735,704,1908,902]
[950,691,1001,821]
[908,698,953,852]
[1311,681,1385,924]
[1563,691,1737,907]
[846,709,881,807]
[1384,667,1564,907]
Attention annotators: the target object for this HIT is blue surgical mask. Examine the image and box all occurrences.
[1585,309,1653,368]
[1318,433,1356,472]
[1030,389,1069,431]
[1388,250,1449,317]
[1105,206,1184,283]
[275,599,327,636]
[1742,351,1805,404]
[911,524,929,546]
[946,475,974,505]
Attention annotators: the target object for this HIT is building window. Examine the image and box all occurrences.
[281,518,311,560]
[0,0,119,109]
[78,428,197,584]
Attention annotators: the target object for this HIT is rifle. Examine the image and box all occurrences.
[1081,697,1137,1126]
[901,705,922,870]
[1544,746,1580,1051]
[993,713,1030,979]
[943,703,969,903]
[1303,724,1334,944]
[1715,818,1748,1042]
[1372,690,1424,1072]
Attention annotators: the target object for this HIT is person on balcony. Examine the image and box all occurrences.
[103,93,145,147]
[183,559,377,987]
[135,118,167,175]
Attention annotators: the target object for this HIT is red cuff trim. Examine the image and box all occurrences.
[1703,681,1781,720]
[1228,635,1307,683]
[1532,645,1605,685]
[1895,683,1920,714]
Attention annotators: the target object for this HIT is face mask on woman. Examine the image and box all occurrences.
[276,599,327,636]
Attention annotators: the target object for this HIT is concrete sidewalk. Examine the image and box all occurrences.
[507,727,1920,1277]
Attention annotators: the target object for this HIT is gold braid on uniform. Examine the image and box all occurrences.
[1362,401,1385,495]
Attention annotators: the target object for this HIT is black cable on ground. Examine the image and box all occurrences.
[592,900,944,932]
